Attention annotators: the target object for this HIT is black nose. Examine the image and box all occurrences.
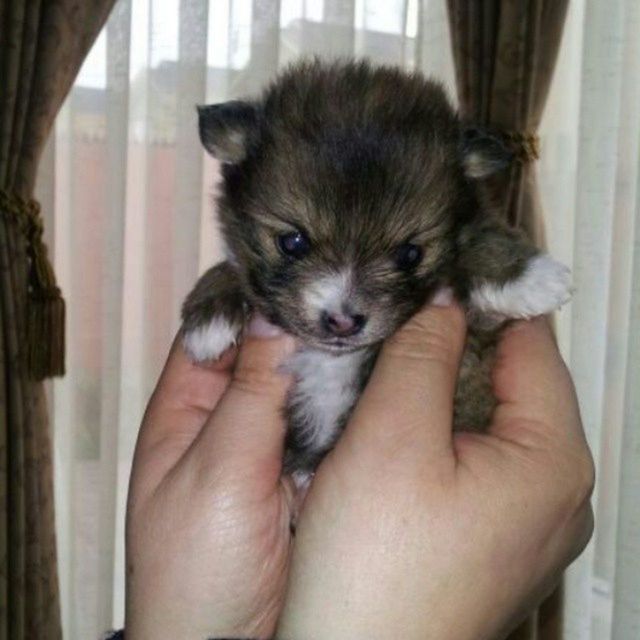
[321,311,367,337]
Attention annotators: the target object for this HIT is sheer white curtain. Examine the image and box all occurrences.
[34,0,639,637]
[539,0,640,638]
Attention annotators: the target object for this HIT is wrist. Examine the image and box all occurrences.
[276,555,499,640]
[125,598,274,640]
[107,634,261,640]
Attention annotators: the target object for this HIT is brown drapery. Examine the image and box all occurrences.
[446,0,568,246]
[445,1,569,640]
[0,1,116,638]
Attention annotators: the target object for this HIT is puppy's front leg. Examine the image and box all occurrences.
[458,218,572,323]
[452,218,571,432]
[181,261,247,361]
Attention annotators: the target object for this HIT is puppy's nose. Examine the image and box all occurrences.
[321,310,367,337]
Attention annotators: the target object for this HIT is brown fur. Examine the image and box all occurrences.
[182,60,543,473]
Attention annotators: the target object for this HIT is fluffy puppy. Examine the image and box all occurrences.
[181,60,571,478]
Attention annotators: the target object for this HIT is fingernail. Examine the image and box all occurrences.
[247,313,284,338]
[432,287,454,307]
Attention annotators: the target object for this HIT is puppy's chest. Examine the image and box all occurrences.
[285,347,377,453]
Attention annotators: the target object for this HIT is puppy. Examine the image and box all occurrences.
[181,60,571,480]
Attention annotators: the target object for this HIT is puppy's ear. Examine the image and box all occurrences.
[460,127,513,179]
[197,101,261,164]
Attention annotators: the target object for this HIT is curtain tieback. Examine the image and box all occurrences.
[0,189,65,379]
[503,131,540,163]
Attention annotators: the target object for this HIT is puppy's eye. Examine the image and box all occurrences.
[394,243,423,270]
[277,231,311,259]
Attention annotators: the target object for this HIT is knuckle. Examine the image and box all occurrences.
[575,451,596,500]
[231,362,285,398]
[386,314,461,367]
[562,448,596,511]
[570,503,595,563]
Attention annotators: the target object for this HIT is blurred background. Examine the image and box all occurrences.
[28,0,639,637]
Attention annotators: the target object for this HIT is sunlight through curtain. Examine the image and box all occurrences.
[34,0,640,637]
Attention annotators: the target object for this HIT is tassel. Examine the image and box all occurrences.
[503,131,541,163]
[27,285,66,380]
[0,190,66,379]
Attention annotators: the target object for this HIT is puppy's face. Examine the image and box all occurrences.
[221,132,462,352]
[199,63,511,351]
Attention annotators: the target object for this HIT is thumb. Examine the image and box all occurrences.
[192,314,297,477]
[346,293,466,468]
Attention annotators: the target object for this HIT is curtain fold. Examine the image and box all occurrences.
[445,2,569,639]
[446,0,568,245]
[0,1,116,637]
[40,0,640,637]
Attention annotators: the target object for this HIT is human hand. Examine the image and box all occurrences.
[125,317,297,640]
[277,302,594,640]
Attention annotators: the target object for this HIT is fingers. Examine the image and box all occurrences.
[491,317,585,444]
[135,336,236,467]
[192,316,297,479]
[345,297,467,468]
[129,336,236,501]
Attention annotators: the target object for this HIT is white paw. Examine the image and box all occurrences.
[182,316,240,362]
[470,254,573,319]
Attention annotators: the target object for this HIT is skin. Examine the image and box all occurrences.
[125,315,298,639]
[125,302,594,640]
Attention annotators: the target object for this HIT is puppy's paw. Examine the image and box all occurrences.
[181,262,246,362]
[182,315,242,362]
[470,254,572,319]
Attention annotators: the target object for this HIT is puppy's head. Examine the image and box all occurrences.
[199,61,511,352]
